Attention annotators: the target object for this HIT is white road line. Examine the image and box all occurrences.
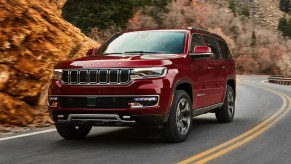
[261,80,268,84]
[0,129,56,142]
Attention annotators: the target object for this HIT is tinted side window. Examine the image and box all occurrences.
[190,34,203,52]
[217,40,232,60]
[202,35,221,60]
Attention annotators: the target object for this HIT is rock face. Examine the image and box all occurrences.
[210,0,284,31]
[0,0,99,126]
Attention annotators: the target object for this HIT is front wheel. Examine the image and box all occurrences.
[215,85,235,123]
[162,90,192,142]
[55,123,92,140]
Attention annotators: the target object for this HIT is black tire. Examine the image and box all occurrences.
[215,85,235,123]
[55,123,92,140]
[162,90,192,142]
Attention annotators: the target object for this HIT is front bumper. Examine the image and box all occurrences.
[48,75,174,124]
[49,113,169,125]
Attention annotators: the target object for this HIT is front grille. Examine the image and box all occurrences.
[62,69,130,85]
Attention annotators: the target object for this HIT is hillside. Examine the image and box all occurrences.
[212,0,284,31]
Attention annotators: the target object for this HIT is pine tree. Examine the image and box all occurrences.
[251,31,257,47]
[241,5,250,18]
[228,0,236,17]
[62,0,171,35]
[279,0,290,12]
[287,18,291,39]
[278,16,288,38]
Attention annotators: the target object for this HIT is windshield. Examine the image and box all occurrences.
[98,31,186,55]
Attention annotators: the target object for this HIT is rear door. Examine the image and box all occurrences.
[216,39,235,101]
[200,35,225,104]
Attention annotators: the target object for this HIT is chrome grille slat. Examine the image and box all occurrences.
[61,69,130,85]
[70,70,78,84]
[109,69,118,83]
[120,70,130,83]
[99,70,108,84]
[89,70,98,84]
[79,70,88,84]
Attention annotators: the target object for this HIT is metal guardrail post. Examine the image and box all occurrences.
[268,76,291,86]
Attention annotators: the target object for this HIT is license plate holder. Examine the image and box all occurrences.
[87,97,97,107]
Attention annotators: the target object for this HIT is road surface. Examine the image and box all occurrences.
[0,75,290,164]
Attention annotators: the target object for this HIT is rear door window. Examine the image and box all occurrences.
[201,35,221,60]
[217,40,232,60]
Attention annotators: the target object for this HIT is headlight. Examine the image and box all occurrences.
[130,67,167,80]
[52,69,62,81]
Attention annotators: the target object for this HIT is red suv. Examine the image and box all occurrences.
[48,28,236,142]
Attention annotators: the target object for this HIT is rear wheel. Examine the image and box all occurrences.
[55,123,92,140]
[215,85,235,123]
[162,90,192,142]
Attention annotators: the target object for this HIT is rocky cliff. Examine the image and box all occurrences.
[0,0,99,127]
[211,0,284,31]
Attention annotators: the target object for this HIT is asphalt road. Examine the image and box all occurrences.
[0,75,290,164]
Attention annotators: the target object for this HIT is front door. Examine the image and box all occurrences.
[190,33,217,109]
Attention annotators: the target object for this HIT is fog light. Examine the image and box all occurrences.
[48,96,58,107]
[48,102,58,107]
[130,102,144,109]
[130,96,159,109]
[134,97,157,101]
[49,97,58,101]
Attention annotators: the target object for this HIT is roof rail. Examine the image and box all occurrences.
[187,27,209,32]
[187,27,223,39]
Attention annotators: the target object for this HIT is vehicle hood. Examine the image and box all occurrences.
[55,54,185,69]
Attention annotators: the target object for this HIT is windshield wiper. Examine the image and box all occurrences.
[124,51,159,54]
[104,51,160,55]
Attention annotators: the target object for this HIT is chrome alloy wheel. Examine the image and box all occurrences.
[176,98,191,135]
[228,89,235,117]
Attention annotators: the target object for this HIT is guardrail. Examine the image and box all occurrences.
[268,76,291,86]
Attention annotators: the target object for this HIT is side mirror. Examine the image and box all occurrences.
[86,48,98,56]
[190,46,214,59]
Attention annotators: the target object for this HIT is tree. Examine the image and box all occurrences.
[228,0,236,16]
[241,5,250,18]
[62,0,136,34]
[279,0,290,12]
[287,18,291,38]
[62,0,171,35]
[278,16,288,38]
[251,31,257,47]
